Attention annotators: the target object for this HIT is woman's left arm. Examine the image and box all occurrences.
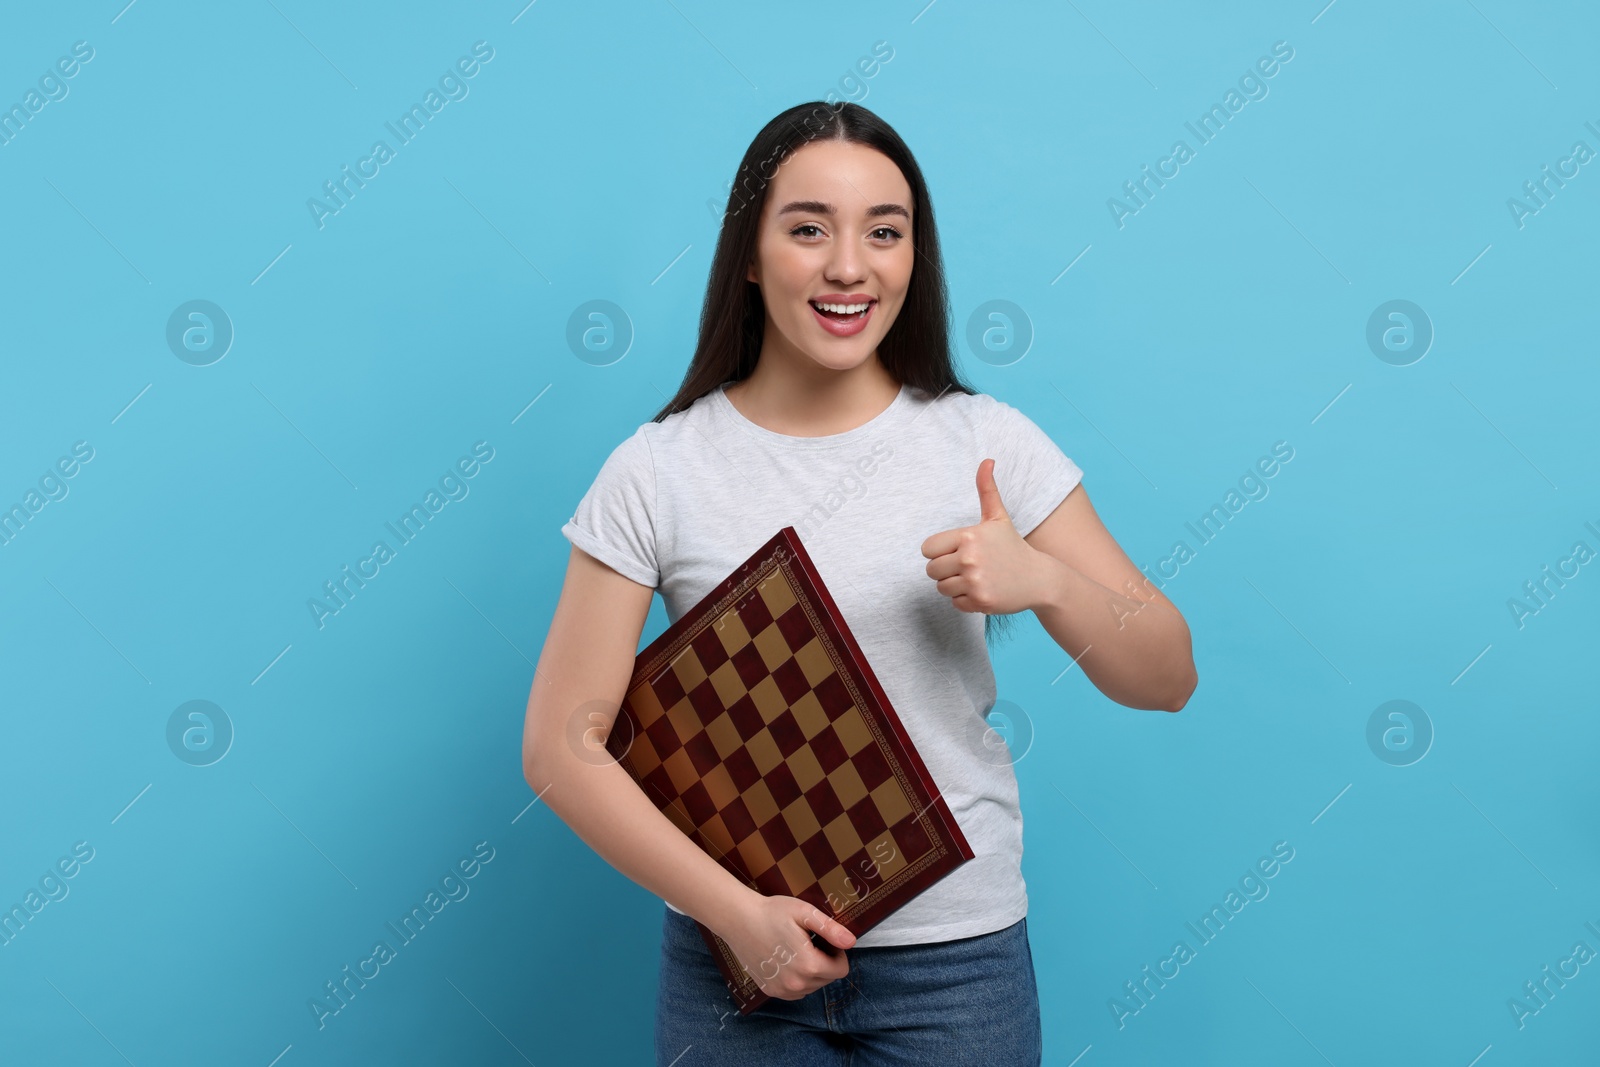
[921,459,1197,713]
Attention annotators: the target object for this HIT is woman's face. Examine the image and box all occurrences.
[746,139,915,376]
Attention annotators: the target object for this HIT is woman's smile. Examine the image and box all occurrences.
[809,295,877,336]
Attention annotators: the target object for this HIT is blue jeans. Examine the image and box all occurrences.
[654,904,1042,1066]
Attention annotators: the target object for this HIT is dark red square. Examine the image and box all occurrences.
[730,641,771,690]
[648,661,685,709]
[720,795,757,842]
[725,693,764,741]
[644,713,681,757]
[643,764,675,806]
[686,677,725,725]
[850,744,891,791]
[809,725,847,774]
[680,780,717,825]
[797,829,837,877]
[767,710,805,758]
[845,796,888,842]
[739,587,774,635]
[760,808,798,858]
[803,778,843,827]
[796,884,834,915]
[754,864,789,897]
[690,624,731,673]
[775,602,813,650]
[771,657,811,704]
[840,846,881,889]
[683,729,720,775]
[765,761,801,808]
[813,672,853,718]
[725,746,760,791]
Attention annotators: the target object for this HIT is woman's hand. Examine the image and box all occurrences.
[921,458,1050,615]
[717,893,855,1001]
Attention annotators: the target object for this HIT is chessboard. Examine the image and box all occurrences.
[606,526,974,1014]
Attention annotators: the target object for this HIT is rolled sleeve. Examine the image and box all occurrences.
[560,425,660,588]
[978,394,1084,538]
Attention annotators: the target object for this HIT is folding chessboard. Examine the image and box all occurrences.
[606,526,973,1014]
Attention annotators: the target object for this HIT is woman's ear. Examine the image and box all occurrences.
[746,262,759,284]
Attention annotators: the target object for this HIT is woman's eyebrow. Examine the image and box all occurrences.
[776,199,910,220]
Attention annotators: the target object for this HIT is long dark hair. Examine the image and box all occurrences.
[653,100,1021,646]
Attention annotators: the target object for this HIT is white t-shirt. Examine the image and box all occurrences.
[560,380,1084,946]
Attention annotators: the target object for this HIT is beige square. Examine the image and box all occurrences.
[774,846,815,894]
[781,797,821,843]
[702,763,739,809]
[829,761,868,811]
[822,812,863,860]
[704,712,742,760]
[670,646,707,693]
[869,778,913,826]
[736,831,777,876]
[665,697,702,745]
[817,866,861,913]
[792,636,834,687]
[628,682,666,729]
[700,812,735,856]
[745,729,782,775]
[787,746,825,792]
[708,659,749,712]
[752,622,793,673]
[662,748,698,794]
[791,692,828,740]
[624,728,661,776]
[758,568,798,618]
[832,706,873,757]
[865,829,909,879]
[749,675,788,723]
[744,779,779,825]
[714,607,751,656]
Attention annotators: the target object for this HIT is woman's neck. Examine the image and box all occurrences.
[724,357,901,438]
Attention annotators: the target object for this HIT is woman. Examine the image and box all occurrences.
[522,100,1197,1066]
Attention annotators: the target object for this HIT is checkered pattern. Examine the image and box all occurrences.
[618,564,936,918]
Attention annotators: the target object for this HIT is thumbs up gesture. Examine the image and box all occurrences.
[920,459,1046,616]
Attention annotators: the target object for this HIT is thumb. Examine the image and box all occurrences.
[801,906,856,952]
[976,458,1009,523]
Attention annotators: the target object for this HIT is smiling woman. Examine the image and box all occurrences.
[718,138,917,435]
[524,100,1196,1067]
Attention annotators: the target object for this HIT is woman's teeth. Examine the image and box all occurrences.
[812,301,870,319]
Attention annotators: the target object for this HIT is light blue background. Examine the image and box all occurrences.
[1,1,1596,1064]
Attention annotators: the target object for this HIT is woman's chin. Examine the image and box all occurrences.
[802,349,878,375]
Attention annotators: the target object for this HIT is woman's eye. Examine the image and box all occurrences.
[788,224,903,241]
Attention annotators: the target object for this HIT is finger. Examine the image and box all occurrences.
[935,574,974,601]
[924,553,964,581]
[810,946,850,983]
[800,906,857,951]
[919,528,963,559]
[951,592,987,614]
[807,930,839,956]
[798,937,850,981]
[976,458,1010,523]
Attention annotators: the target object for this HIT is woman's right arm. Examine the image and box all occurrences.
[521,545,855,998]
